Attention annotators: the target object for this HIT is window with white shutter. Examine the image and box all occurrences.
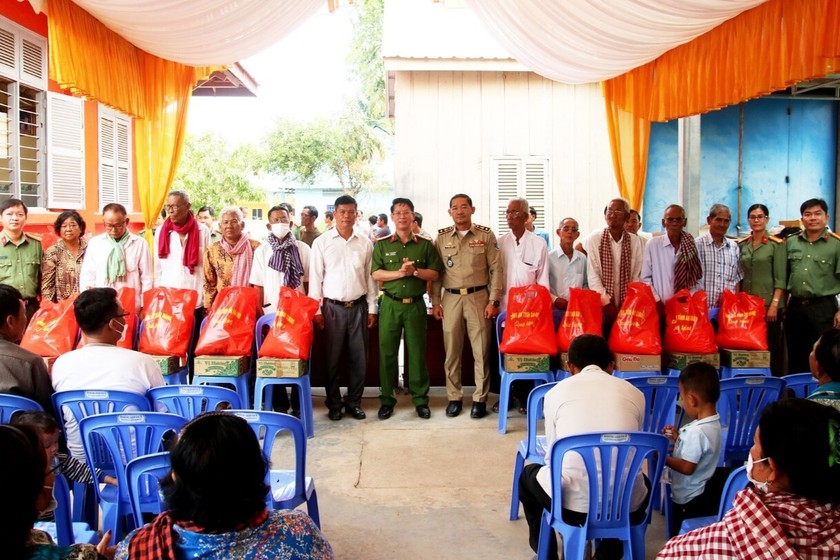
[46,92,84,208]
[490,156,551,236]
[98,104,133,211]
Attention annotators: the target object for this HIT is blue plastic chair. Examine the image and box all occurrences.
[615,370,660,379]
[36,473,99,547]
[0,393,43,423]
[226,409,320,527]
[136,319,189,385]
[626,376,680,434]
[192,317,254,407]
[510,382,559,520]
[147,385,241,420]
[675,466,749,535]
[782,372,818,398]
[719,366,771,379]
[79,412,186,541]
[537,431,669,560]
[718,376,785,466]
[126,451,171,525]
[253,312,315,439]
[496,311,556,434]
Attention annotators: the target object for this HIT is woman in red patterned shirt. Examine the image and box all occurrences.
[658,398,840,559]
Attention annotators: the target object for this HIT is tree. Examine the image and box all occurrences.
[347,0,390,130]
[172,132,262,210]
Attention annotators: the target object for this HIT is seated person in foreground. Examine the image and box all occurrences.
[808,328,840,411]
[116,412,333,560]
[657,399,840,559]
[662,363,721,536]
[518,334,647,559]
[0,423,113,560]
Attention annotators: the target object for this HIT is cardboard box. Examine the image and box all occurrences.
[256,358,307,378]
[503,354,550,373]
[720,349,771,368]
[559,352,570,371]
[614,353,661,372]
[146,355,181,374]
[194,356,249,377]
[663,352,720,371]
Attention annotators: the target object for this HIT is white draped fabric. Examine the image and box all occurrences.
[462,0,768,84]
[52,0,326,66]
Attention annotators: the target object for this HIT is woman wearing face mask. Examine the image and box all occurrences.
[202,207,260,310]
[657,398,840,559]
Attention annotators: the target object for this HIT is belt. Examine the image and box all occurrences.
[789,294,837,306]
[382,290,424,304]
[324,296,366,308]
[444,285,487,296]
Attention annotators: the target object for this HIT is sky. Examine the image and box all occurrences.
[186,5,356,147]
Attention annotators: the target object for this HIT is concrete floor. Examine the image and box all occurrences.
[288,387,669,560]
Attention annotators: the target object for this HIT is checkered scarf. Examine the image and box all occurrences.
[599,228,632,305]
[673,230,702,292]
[657,488,840,560]
[127,508,269,560]
[267,232,303,290]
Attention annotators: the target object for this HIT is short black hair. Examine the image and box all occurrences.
[800,198,828,215]
[529,206,538,219]
[567,334,614,371]
[334,194,356,210]
[815,329,840,382]
[198,206,215,217]
[102,203,127,216]
[75,288,120,334]
[378,212,389,224]
[679,362,720,404]
[53,210,86,236]
[449,193,473,207]
[629,209,641,220]
[368,215,377,225]
[759,399,840,504]
[10,410,59,434]
[324,211,334,221]
[279,202,294,215]
[267,205,288,221]
[414,212,423,227]
[302,205,318,219]
[0,198,27,216]
[390,198,414,213]
[0,284,23,327]
[161,413,269,531]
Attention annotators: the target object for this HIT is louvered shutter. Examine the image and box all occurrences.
[491,159,521,235]
[0,26,15,79]
[524,159,549,231]
[98,104,133,211]
[47,93,84,209]
[115,115,132,208]
[490,157,550,235]
[19,34,45,89]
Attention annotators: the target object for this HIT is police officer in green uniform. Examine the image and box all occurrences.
[786,198,840,374]
[0,199,42,322]
[431,194,502,419]
[372,198,443,420]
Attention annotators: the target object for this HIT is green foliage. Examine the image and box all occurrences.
[347,0,390,130]
[172,132,262,209]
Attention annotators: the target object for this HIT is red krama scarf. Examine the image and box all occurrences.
[157,213,200,274]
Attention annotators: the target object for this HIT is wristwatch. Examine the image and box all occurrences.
[490,300,500,308]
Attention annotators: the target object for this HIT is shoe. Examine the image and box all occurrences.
[378,405,393,420]
[445,401,463,417]
[345,405,366,420]
[416,404,431,419]
[491,397,519,414]
[470,402,487,419]
[328,408,342,421]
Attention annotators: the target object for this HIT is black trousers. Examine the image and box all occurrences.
[786,296,837,374]
[321,300,369,410]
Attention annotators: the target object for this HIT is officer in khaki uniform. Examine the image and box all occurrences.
[0,198,42,321]
[431,194,502,419]
[785,198,840,374]
[372,198,443,420]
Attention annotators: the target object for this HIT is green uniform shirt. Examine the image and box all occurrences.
[430,223,502,305]
[786,229,840,298]
[0,233,42,298]
[372,232,443,298]
[739,236,786,308]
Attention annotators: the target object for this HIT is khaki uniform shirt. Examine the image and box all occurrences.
[0,232,42,298]
[372,233,443,298]
[786,229,840,298]
[430,224,502,305]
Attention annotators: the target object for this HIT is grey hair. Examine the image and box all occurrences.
[608,198,631,214]
[219,206,244,222]
[168,190,190,204]
[510,198,529,213]
[708,203,731,219]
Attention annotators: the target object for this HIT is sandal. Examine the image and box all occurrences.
[518,406,527,415]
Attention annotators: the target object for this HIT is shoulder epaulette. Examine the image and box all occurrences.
[474,223,492,233]
[830,231,840,242]
[377,234,392,243]
[734,235,751,245]
[25,232,42,242]
[767,235,784,243]
[438,225,454,235]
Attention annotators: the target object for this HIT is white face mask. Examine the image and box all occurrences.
[110,318,128,343]
[271,222,290,238]
[745,453,770,493]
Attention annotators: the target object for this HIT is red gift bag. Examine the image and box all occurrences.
[715,290,768,350]
[557,288,603,352]
[195,286,259,356]
[258,287,321,359]
[608,282,662,354]
[500,284,557,355]
[138,287,199,360]
[664,290,717,353]
[77,287,137,350]
[21,295,79,357]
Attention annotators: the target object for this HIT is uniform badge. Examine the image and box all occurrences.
[446,256,454,268]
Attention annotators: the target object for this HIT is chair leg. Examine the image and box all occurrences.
[297,380,315,439]
[630,524,646,560]
[307,489,320,528]
[510,454,524,520]
[497,380,510,434]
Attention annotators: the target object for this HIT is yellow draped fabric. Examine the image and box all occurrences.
[47,0,221,245]
[602,81,650,212]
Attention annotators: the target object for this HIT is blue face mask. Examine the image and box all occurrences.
[745,453,770,492]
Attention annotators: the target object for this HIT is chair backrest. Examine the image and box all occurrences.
[147,385,241,419]
[547,431,669,532]
[225,410,306,499]
[79,412,186,505]
[255,312,276,349]
[524,382,560,455]
[718,376,786,464]
[627,376,680,434]
[715,466,749,520]
[782,372,818,399]
[0,393,43,423]
[53,390,152,427]
[126,451,172,524]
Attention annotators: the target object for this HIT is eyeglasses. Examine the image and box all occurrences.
[505,210,523,216]
[104,221,127,230]
[606,210,627,216]
[664,217,685,223]
[748,215,767,220]
[560,227,579,232]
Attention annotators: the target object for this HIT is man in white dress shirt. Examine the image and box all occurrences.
[308,195,377,421]
[548,217,588,309]
[80,203,152,313]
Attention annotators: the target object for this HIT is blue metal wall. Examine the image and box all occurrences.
[643,98,837,234]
